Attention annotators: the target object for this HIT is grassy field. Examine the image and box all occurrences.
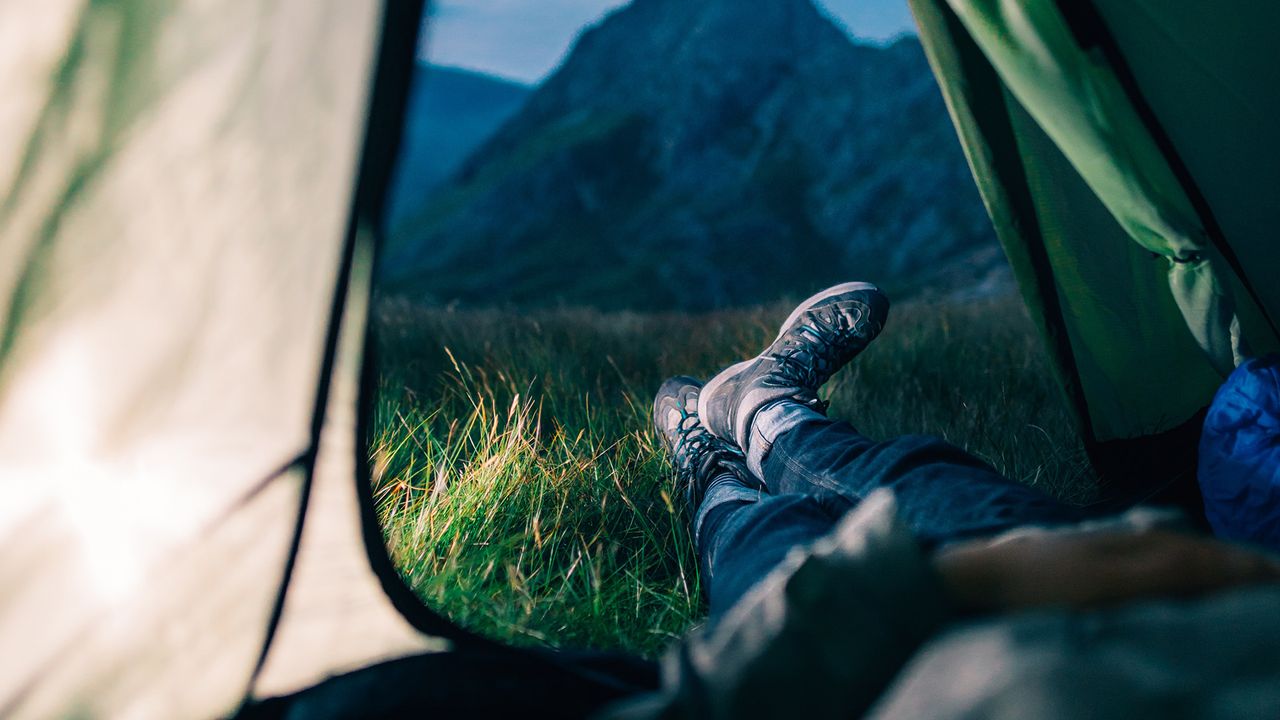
[368,292,1095,658]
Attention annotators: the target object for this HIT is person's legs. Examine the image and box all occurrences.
[698,281,1085,552]
[747,400,1085,548]
[671,281,1088,621]
[690,400,1084,622]
[694,482,849,623]
[652,376,849,622]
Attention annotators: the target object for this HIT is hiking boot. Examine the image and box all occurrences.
[699,282,889,453]
[653,375,759,514]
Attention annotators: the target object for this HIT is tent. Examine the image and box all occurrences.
[1,0,1275,717]
[908,0,1280,513]
[1,1,650,717]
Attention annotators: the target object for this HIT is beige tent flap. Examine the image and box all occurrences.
[0,1,394,716]
[252,235,447,702]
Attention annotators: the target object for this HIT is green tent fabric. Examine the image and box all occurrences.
[908,0,1280,495]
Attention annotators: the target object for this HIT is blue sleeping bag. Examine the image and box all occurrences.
[1199,354,1280,549]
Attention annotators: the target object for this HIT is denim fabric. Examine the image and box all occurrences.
[693,472,763,547]
[745,400,823,480]
[698,491,851,621]
[698,404,1088,622]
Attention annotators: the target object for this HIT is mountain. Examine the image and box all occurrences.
[383,0,1004,310]
[384,65,530,228]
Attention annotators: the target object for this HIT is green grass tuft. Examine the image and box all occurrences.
[369,293,1094,657]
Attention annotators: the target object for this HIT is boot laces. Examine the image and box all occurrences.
[766,305,867,409]
[671,407,746,504]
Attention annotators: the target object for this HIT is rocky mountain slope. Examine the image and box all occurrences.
[384,0,1003,310]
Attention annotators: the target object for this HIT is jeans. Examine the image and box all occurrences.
[696,402,1087,623]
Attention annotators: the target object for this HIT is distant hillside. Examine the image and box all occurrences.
[384,0,1003,310]
[384,65,530,228]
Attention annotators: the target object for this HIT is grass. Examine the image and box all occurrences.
[368,292,1096,658]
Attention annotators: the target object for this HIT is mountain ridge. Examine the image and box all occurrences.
[385,0,1004,310]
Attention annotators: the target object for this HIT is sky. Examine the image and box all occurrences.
[421,0,916,84]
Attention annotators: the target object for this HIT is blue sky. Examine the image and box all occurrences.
[421,0,916,84]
